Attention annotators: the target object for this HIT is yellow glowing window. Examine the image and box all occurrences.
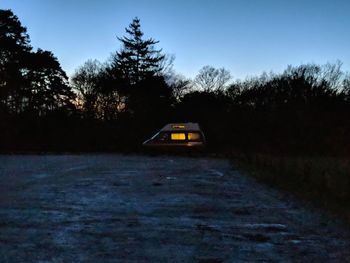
[188,132,200,140]
[171,133,186,140]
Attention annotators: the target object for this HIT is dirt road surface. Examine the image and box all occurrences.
[0,155,349,262]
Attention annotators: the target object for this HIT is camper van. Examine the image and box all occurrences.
[142,123,206,149]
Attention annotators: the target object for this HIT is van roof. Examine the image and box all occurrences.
[160,123,201,132]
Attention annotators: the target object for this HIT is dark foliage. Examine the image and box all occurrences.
[111,17,165,86]
[0,10,74,116]
[1,10,350,155]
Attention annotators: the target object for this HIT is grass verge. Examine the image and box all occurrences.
[231,154,350,221]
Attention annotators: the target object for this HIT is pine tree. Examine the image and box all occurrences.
[113,17,165,85]
[0,9,32,113]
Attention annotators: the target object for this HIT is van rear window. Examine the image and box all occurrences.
[171,133,186,140]
[188,132,201,140]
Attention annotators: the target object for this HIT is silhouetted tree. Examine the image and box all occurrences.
[25,49,73,115]
[1,9,73,115]
[96,66,125,120]
[194,65,231,92]
[320,61,343,90]
[71,59,103,119]
[111,17,165,86]
[2,8,350,154]
[0,9,77,152]
[343,74,350,97]
[129,76,173,120]
[166,73,192,101]
[158,54,175,78]
[0,9,31,113]
[106,17,174,120]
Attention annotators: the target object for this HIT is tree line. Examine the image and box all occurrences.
[1,9,350,154]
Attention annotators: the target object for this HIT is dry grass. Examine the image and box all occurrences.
[232,154,350,219]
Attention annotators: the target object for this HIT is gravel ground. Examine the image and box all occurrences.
[0,154,349,262]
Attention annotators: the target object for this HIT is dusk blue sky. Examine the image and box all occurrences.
[2,0,349,79]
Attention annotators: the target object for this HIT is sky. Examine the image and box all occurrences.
[1,0,349,79]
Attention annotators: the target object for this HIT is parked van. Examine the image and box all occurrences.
[142,123,206,149]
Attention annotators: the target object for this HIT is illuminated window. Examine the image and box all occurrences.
[188,132,200,140]
[171,133,186,140]
[172,124,185,129]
